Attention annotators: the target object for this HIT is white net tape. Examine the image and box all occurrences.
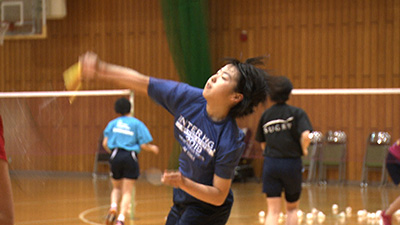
[1,88,399,98]
[0,89,132,98]
[292,88,400,95]
[0,22,9,46]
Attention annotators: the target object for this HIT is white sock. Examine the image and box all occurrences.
[117,214,125,221]
[111,203,117,209]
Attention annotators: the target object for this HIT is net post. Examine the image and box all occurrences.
[130,185,136,220]
[129,91,134,116]
[129,90,135,220]
[0,22,9,46]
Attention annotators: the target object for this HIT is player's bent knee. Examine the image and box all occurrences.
[286,201,299,211]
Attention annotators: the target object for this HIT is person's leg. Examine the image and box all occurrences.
[111,178,123,207]
[106,178,122,225]
[262,157,284,225]
[382,193,400,225]
[265,197,281,225]
[386,195,400,215]
[117,178,135,222]
[281,158,302,225]
[285,200,299,225]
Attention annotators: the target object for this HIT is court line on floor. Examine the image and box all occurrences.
[15,217,83,224]
[79,203,171,225]
[79,205,109,225]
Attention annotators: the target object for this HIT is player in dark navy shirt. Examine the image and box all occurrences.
[79,52,270,225]
[256,75,312,225]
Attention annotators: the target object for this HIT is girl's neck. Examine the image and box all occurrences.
[206,104,229,122]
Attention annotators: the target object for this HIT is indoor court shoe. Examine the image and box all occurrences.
[115,220,124,225]
[105,209,117,225]
[381,210,392,225]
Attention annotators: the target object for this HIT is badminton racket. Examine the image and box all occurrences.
[143,167,163,186]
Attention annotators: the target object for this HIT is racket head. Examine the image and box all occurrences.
[143,167,163,186]
[63,62,82,103]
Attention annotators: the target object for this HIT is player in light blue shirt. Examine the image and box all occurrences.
[103,97,159,225]
[104,114,153,153]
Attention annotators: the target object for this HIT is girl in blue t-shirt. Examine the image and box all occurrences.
[79,52,270,225]
[104,98,159,225]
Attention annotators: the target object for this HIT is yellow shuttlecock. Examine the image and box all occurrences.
[63,62,82,104]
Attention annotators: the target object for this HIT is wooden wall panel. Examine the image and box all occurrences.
[0,0,399,182]
[0,0,177,173]
[210,0,400,181]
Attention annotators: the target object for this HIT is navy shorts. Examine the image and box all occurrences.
[386,152,400,185]
[262,157,302,202]
[109,148,139,180]
[165,201,232,225]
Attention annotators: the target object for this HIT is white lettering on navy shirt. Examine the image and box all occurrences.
[112,120,134,136]
[175,115,216,161]
[262,117,293,134]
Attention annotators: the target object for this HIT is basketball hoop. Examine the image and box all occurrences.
[0,22,9,46]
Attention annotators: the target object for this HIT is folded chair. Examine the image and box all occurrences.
[302,131,323,183]
[92,133,110,179]
[318,130,347,184]
[234,128,256,182]
[360,131,391,187]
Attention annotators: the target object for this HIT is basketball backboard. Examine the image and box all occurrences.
[0,0,46,40]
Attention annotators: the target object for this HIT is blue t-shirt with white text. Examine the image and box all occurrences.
[103,116,153,153]
[148,77,245,205]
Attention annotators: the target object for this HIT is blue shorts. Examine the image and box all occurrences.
[165,201,232,225]
[262,157,302,202]
[109,148,139,180]
[386,152,400,185]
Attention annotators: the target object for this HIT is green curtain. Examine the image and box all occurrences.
[160,0,212,87]
[161,0,212,169]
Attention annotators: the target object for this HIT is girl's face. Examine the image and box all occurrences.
[203,64,242,104]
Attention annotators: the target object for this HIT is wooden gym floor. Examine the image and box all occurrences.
[11,172,400,225]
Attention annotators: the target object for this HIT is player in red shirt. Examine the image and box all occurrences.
[0,115,14,225]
